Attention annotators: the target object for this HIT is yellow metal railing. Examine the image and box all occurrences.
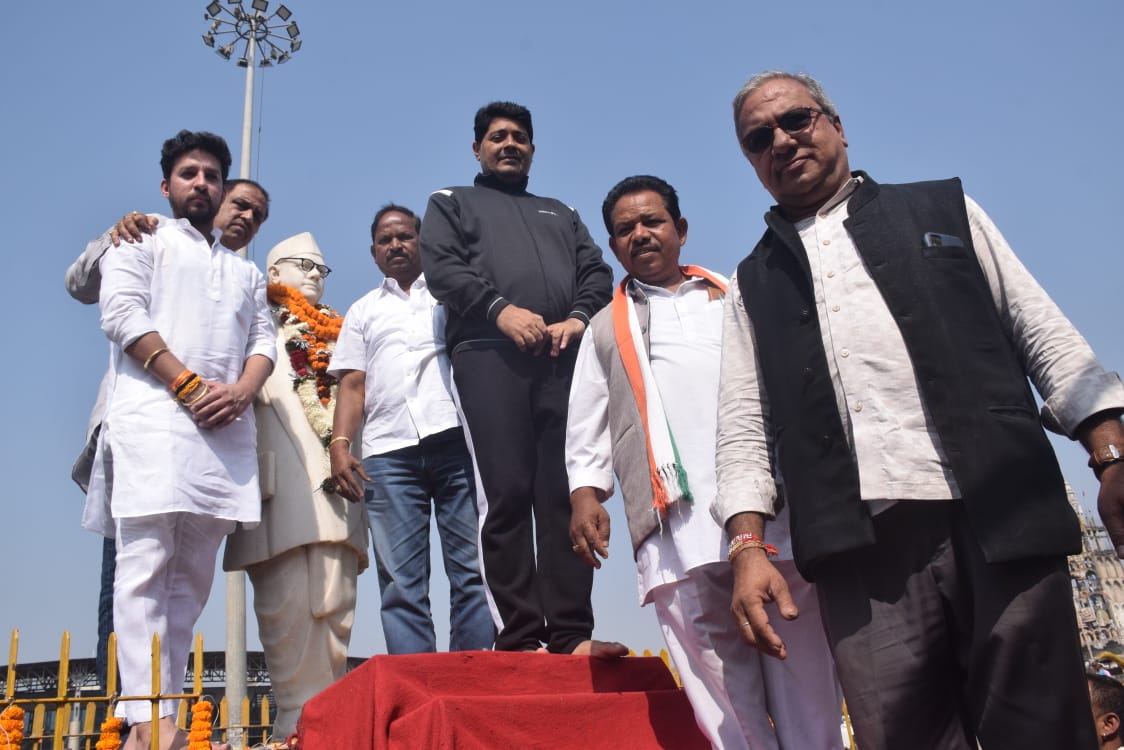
[2,629,276,750]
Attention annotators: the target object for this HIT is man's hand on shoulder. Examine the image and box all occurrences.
[110,212,158,246]
[496,304,547,353]
[545,318,586,357]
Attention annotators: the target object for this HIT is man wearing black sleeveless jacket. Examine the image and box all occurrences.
[420,102,623,656]
[715,71,1124,750]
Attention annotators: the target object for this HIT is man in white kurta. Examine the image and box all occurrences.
[566,176,840,749]
[67,179,272,726]
[223,232,369,740]
[82,131,275,746]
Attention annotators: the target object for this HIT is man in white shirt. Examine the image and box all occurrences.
[718,70,1124,749]
[567,175,841,749]
[67,178,270,725]
[328,204,493,654]
[84,130,276,750]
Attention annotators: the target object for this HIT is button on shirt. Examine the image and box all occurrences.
[714,178,1124,526]
[329,275,460,457]
[795,178,961,505]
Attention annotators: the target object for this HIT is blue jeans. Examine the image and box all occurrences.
[96,535,116,726]
[363,429,495,654]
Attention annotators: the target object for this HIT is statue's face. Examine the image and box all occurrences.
[268,251,327,305]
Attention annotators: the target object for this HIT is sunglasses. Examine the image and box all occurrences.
[277,257,332,277]
[741,107,834,154]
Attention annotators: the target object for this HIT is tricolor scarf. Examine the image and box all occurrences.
[610,265,728,515]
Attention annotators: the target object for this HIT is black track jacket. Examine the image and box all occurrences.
[419,173,613,354]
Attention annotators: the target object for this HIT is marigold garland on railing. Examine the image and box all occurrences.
[0,705,24,750]
[267,284,343,447]
[95,715,124,750]
[188,698,215,750]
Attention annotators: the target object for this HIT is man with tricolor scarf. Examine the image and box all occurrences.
[566,175,841,750]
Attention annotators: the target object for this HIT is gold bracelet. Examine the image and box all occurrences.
[143,347,169,372]
[329,435,352,447]
[182,382,210,407]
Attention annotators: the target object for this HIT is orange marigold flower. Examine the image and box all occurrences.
[94,715,123,750]
[188,700,216,750]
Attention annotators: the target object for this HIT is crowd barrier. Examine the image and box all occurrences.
[1,629,275,750]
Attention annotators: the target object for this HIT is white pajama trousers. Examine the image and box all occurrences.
[650,561,843,750]
[113,512,235,725]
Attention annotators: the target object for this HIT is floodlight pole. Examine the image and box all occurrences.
[226,30,255,746]
[238,26,256,182]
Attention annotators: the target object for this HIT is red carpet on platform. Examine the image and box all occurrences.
[297,651,709,749]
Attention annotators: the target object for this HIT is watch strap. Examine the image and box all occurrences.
[1089,443,1124,476]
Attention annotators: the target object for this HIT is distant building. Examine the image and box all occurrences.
[1068,485,1124,657]
[0,651,365,741]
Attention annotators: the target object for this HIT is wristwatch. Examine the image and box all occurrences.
[1089,444,1124,477]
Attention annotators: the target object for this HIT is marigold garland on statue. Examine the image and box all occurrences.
[94,715,124,750]
[267,284,342,447]
[0,704,25,750]
[188,699,215,750]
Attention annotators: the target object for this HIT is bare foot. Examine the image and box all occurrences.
[122,724,143,750]
[571,639,629,657]
[534,646,549,653]
[121,718,176,750]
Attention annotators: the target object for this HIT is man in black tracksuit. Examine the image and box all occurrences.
[419,101,623,654]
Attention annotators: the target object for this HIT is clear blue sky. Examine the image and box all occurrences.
[3,0,1121,662]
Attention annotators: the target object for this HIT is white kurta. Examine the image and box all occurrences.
[566,276,837,750]
[565,277,789,604]
[83,215,276,536]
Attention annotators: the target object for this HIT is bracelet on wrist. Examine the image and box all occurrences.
[181,382,209,407]
[143,347,169,372]
[170,369,196,394]
[728,532,778,562]
[176,376,203,403]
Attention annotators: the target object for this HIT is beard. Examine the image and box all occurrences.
[171,192,218,228]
